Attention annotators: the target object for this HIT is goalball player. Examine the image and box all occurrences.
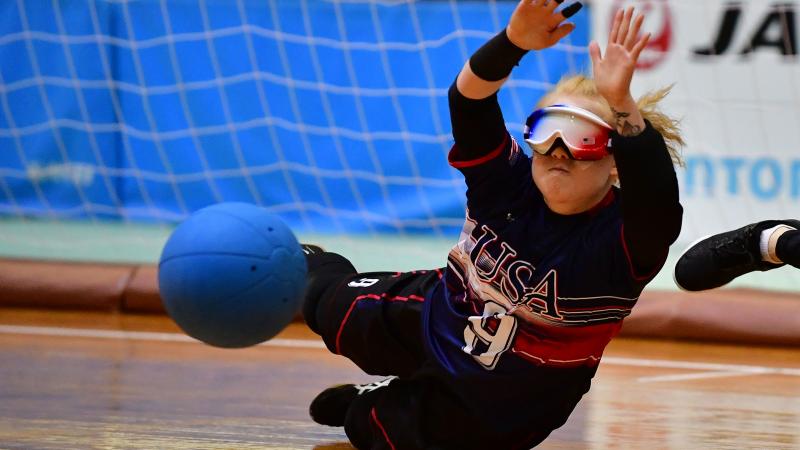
[302,2,685,448]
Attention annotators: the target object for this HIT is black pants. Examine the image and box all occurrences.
[777,229,800,268]
[303,252,581,450]
[307,259,438,377]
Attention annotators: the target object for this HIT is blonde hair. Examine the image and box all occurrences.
[536,75,684,166]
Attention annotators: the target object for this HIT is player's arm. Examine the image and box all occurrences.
[614,121,682,276]
[591,8,681,275]
[589,7,649,137]
[449,0,583,160]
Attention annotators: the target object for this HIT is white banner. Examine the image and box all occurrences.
[592,0,800,243]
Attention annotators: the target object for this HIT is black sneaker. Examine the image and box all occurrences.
[674,219,800,291]
[301,244,325,255]
[309,377,396,427]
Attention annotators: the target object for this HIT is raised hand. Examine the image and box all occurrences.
[589,7,650,107]
[506,0,584,51]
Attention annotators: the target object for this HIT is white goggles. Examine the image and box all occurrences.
[523,105,613,160]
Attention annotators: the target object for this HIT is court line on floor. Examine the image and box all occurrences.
[0,324,327,349]
[1,324,799,378]
[634,370,773,384]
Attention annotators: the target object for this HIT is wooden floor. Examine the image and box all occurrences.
[1,308,799,449]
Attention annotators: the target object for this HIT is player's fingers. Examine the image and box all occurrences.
[608,8,623,45]
[624,14,643,49]
[546,1,580,30]
[561,2,583,19]
[616,6,634,45]
[631,32,651,62]
[624,13,645,50]
[549,22,575,44]
[518,0,534,11]
[546,0,564,12]
[588,40,602,66]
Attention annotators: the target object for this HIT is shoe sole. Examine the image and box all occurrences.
[672,233,722,292]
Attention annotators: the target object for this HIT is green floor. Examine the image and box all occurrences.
[2,218,798,293]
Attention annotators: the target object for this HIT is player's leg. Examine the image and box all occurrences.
[306,268,440,429]
[339,375,559,450]
[309,376,397,427]
[312,269,439,375]
[301,245,357,334]
[342,377,431,450]
[775,228,800,268]
[674,219,800,291]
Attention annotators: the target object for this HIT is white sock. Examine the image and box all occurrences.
[759,224,796,264]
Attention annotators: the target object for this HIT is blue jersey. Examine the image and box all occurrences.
[422,135,661,379]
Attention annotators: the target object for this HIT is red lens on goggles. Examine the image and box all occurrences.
[523,105,613,161]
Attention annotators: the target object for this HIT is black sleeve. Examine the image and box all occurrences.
[448,29,528,162]
[613,121,683,276]
[448,84,507,161]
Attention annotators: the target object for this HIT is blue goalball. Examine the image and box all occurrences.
[158,202,307,348]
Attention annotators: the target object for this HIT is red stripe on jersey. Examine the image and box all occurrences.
[510,321,623,367]
[448,133,509,168]
[370,407,397,450]
[586,188,615,216]
[335,293,425,354]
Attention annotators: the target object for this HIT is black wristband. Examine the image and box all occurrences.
[469,28,528,82]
